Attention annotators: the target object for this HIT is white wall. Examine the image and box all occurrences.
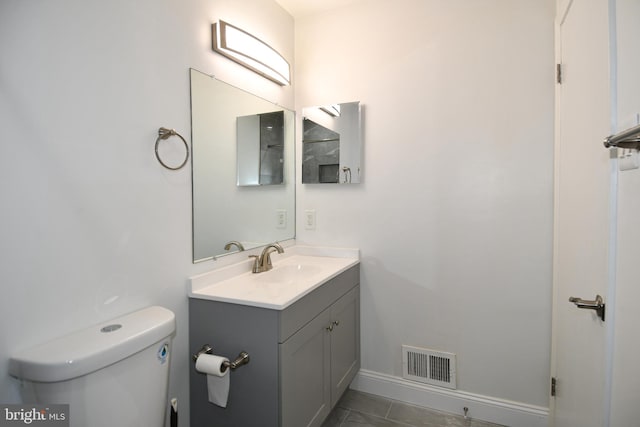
[0,1,293,426]
[295,0,555,408]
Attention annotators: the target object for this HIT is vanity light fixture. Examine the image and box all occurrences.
[212,20,291,86]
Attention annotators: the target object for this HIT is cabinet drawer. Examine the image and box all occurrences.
[279,265,359,343]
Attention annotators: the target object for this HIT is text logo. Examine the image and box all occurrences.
[1,405,68,426]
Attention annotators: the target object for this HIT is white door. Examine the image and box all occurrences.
[608,0,640,425]
[551,0,613,426]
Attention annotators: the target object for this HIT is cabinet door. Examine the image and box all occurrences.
[280,309,331,427]
[330,286,360,407]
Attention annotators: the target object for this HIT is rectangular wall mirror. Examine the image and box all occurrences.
[302,101,362,184]
[190,68,295,262]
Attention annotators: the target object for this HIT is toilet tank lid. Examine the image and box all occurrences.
[9,306,175,383]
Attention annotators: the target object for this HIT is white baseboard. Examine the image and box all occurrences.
[350,369,549,427]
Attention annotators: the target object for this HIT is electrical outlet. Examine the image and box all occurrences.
[276,210,287,229]
[304,210,316,230]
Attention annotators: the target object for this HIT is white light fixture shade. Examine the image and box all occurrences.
[320,104,341,117]
[212,20,291,86]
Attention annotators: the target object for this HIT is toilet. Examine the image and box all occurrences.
[9,306,175,427]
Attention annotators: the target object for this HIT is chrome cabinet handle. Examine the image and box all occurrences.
[569,295,605,321]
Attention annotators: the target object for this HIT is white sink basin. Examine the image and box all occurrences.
[189,247,359,310]
[256,264,323,284]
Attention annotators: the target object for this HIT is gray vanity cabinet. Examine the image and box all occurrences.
[189,264,360,427]
[280,305,331,427]
[280,286,359,427]
[329,286,360,406]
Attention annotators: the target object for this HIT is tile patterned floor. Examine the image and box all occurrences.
[322,390,506,427]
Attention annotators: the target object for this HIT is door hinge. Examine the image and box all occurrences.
[556,64,562,84]
[551,377,557,397]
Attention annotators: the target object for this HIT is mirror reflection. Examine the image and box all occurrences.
[190,68,295,262]
[237,111,285,186]
[302,101,362,184]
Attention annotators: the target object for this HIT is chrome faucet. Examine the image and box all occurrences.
[250,242,284,273]
[224,241,245,252]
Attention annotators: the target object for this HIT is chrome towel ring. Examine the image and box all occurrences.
[155,127,189,170]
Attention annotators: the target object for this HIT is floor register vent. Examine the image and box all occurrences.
[402,345,457,389]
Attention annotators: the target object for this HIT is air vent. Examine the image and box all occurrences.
[402,345,457,389]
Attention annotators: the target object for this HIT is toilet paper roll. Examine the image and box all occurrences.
[195,354,230,408]
[195,353,229,377]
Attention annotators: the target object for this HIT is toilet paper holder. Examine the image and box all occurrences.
[192,344,250,372]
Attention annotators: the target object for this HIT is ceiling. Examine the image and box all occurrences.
[274,0,362,18]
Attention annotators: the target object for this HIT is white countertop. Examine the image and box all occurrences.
[189,246,360,310]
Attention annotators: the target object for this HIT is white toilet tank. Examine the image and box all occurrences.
[9,306,175,427]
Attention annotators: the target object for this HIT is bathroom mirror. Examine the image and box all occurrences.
[190,68,295,262]
[302,101,362,184]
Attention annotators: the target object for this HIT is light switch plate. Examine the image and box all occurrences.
[304,210,316,230]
